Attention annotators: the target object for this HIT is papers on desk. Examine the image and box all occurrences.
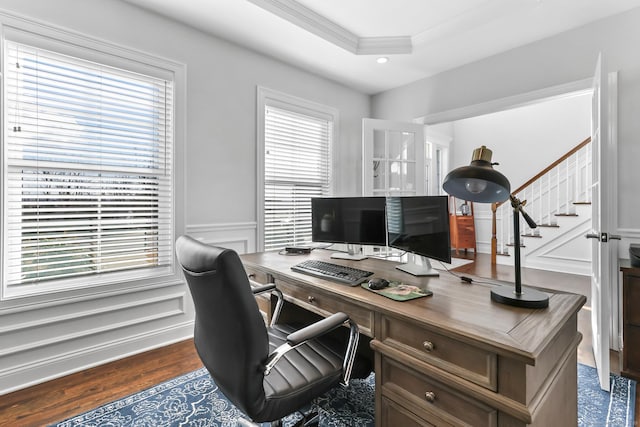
[361,281,432,301]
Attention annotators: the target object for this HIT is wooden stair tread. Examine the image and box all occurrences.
[555,213,579,217]
[573,201,592,205]
[538,223,560,228]
[521,234,542,238]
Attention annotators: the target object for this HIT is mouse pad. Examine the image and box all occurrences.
[361,281,432,301]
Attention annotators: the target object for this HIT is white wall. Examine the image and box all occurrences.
[431,94,591,256]
[372,6,640,256]
[0,0,370,394]
[447,94,591,189]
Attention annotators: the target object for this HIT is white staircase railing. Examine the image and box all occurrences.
[491,137,591,263]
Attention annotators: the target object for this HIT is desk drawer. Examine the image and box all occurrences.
[381,357,497,427]
[380,315,497,391]
[456,234,476,247]
[381,396,435,427]
[276,280,373,337]
[245,266,271,285]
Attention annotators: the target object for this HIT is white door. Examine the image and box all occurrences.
[362,119,425,196]
[424,127,452,196]
[588,54,619,391]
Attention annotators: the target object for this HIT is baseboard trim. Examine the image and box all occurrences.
[0,321,194,395]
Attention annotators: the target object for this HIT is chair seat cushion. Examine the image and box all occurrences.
[259,324,344,420]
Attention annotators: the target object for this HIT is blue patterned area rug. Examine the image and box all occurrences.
[578,364,636,427]
[51,364,634,427]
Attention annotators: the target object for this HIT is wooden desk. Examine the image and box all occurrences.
[241,250,586,426]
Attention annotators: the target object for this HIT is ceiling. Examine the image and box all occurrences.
[123,0,640,94]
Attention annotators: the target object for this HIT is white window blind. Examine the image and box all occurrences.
[3,37,174,291]
[264,105,332,251]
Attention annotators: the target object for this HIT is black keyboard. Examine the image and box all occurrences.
[291,260,373,286]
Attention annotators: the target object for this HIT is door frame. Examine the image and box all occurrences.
[417,76,620,355]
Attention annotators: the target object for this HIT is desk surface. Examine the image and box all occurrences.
[241,249,587,426]
[241,249,586,365]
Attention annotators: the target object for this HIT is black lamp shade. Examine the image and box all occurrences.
[442,146,511,203]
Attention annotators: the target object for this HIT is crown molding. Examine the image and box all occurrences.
[357,36,411,55]
[247,0,412,55]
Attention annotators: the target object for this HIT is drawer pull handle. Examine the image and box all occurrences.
[423,341,435,352]
[424,391,436,402]
[308,296,316,303]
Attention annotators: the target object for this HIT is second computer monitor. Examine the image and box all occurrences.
[386,195,451,276]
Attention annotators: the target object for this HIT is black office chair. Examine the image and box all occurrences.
[175,235,361,426]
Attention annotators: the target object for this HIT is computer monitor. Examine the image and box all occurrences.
[386,195,451,276]
[311,197,387,260]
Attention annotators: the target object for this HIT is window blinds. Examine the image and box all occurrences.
[3,39,174,288]
[264,106,331,251]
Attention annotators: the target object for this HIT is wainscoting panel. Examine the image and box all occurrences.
[618,230,640,261]
[185,222,257,254]
[471,204,592,275]
[0,291,187,360]
[0,319,193,395]
[0,278,194,394]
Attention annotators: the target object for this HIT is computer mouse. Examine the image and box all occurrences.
[368,278,389,290]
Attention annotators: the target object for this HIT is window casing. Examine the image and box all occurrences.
[258,88,336,252]
[2,25,176,299]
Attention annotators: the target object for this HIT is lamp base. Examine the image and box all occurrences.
[491,285,549,309]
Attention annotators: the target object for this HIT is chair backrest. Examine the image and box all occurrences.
[175,235,269,416]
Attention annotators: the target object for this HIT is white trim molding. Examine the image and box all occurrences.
[1,321,193,395]
[247,0,412,55]
[186,222,258,254]
[420,78,593,125]
[0,281,193,395]
[256,87,339,252]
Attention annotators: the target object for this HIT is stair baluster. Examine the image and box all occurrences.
[491,137,592,264]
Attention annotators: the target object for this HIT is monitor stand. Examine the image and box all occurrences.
[395,254,440,277]
[330,244,367,261]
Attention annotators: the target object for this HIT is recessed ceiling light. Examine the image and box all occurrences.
[376,57,389,64]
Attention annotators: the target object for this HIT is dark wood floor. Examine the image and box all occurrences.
[1,253,636,426]
[0,340,203,427]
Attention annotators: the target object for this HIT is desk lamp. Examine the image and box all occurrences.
[442,146,549,309]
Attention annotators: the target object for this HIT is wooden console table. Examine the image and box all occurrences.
[620,261,640,381]
[241,250,585,426]
[449,196,476,255]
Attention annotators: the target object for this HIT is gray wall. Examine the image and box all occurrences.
[372,7,640,237]
[0,0,369,393]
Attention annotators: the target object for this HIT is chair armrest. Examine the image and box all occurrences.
[250,281,276,295]
[249,280,284,326]
[286,312,349,346]
[264,312,358,380]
